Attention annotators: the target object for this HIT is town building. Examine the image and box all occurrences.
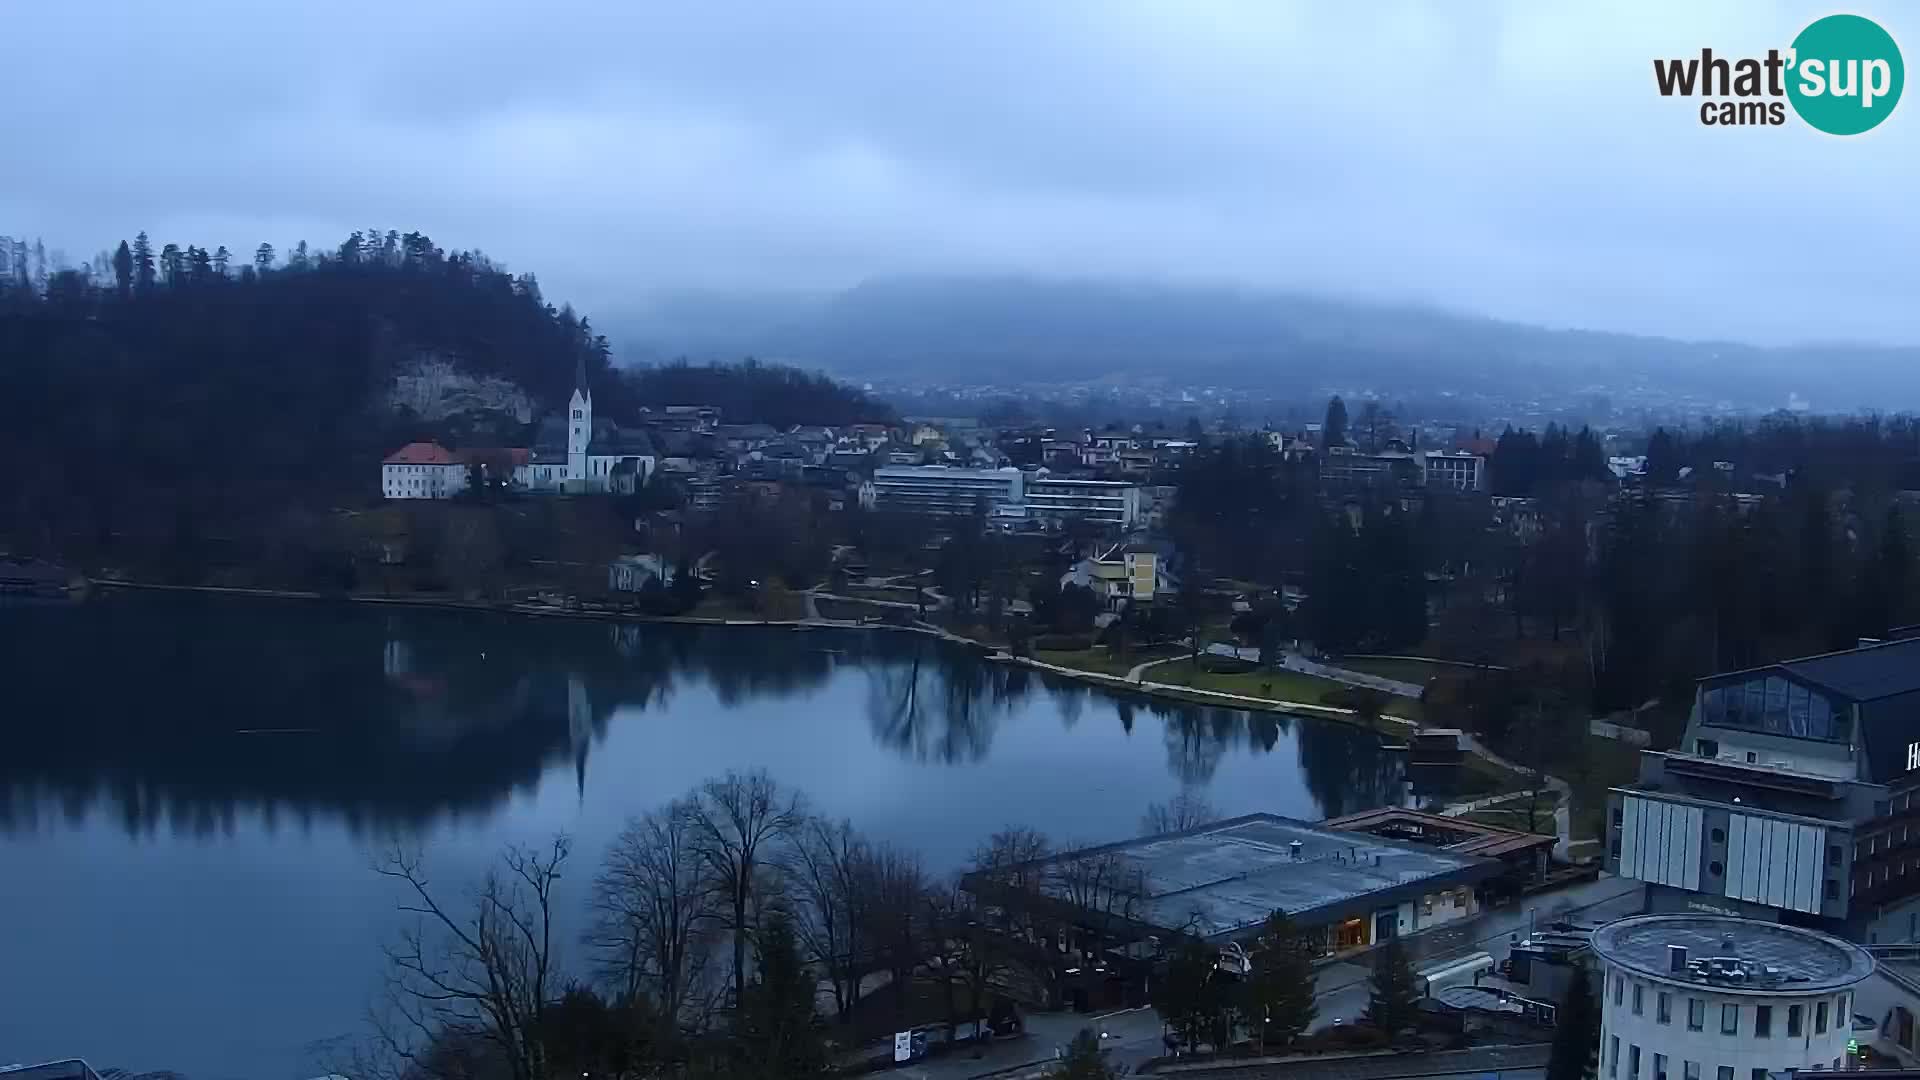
[518,361,656,494]
[1592,915,1873,1080]
[608,553,675,592]
[1423,450,1488,492]
[382,442,468,499]
[1062,541,1173,610]
[1321,807,1557,900]
[1606,637,1920,941]
[961,813,1502,963]
[1319,443,1424,489]
[868,465,1026,516]
[1023,477,1141,529]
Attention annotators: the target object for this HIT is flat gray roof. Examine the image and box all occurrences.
[1035,813,1500,941]
[1591,915,1874,994]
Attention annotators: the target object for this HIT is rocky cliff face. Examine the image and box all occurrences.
[387,354,534,422]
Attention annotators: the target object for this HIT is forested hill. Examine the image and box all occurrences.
[0,230,895,559]
[0,230,612,551]
[624,359,894,430]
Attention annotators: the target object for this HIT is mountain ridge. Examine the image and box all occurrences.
[610,275,1920,410]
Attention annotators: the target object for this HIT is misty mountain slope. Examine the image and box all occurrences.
[615,276,1920,408]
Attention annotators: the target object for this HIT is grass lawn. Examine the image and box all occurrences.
[1563,733,1643,841]
[1030,644,1178,677]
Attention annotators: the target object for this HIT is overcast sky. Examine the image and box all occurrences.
[4,1,1915,345]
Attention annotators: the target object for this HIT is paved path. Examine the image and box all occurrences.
[1200,646,1425,699]
[1126,654,1183,682]
[1164,1043,1551,1079]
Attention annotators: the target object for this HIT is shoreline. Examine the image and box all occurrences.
[82,578,1487,765]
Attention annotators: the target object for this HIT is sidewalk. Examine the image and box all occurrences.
[887,1005,1165,1079]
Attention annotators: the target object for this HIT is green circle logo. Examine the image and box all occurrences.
[1787,14,1904,135]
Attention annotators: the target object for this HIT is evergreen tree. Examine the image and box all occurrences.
[733,913,826,1078]
[1153,940,1227,1053]
[1546,964,1599,1080]
[288,239,310,270]
[111,240,133,297]
[1243,910,1317,1052]
[131,231,155,292]
[1364,936,1420,1036]
[254,242,275,275]
[1053,1028,1118,1079]
[211,245,231,277]
[1644,427,1680,486]
[158,242,182,285]
[1323,395,1349,448]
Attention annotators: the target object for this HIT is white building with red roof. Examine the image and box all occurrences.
[382,441,466,499]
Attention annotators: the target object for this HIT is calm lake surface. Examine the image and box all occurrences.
[0,592,1409,1079]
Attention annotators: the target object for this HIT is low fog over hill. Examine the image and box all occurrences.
[613,276,1920,411]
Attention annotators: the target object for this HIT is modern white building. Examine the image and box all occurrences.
[868,465,1025,516]
[1594,915,1875,1080]
[1607,637,1920,941]
[1423,451,1488,492]
[1024,477,1141,529]
[381,442,467,499]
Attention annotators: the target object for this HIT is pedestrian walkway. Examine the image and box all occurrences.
[1163,1042,1551,1079]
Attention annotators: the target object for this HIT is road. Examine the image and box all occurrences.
[888,876,1646,1078]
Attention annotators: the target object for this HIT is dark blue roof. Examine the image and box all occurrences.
[1778,638,1920,702]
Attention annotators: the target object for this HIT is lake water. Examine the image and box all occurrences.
[0,592,1406,1079]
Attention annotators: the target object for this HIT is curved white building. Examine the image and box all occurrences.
[1594,916,1875,1080]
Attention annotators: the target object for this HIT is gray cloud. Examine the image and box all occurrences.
[3,0,1916,344]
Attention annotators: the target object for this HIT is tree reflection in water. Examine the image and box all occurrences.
[0,592,1401,837]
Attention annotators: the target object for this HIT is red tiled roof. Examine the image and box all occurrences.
[458,447,531,466]
[383,442,461,465]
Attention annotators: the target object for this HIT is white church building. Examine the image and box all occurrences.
[515,362,657,494]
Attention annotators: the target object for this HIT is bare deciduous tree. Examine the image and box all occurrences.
[968,825,1050,933]
[923,877,1009,1041]
[787,815,874,1023]
[1139,790,1219,836]
[362,836,570,1080]
[862,841,931,1029]
[586,799,717,1031]
[686,769,805,1005]
[1050,843,1151,965]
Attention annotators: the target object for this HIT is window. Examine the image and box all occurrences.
[1710,861,1724,877]
[1611,1036,1620,1079]
[1751,1072,1766,1080]
[1719,1069,1734,1080]
[1658,992,1672,1024]
[1688,998,1706,1031]
[1817,999,1829,1034]
[1699,739,1720,758]
[1634,984,1645,1016]
[1789,1003,1804,1036]
[1711,827,1726,844]
[1615,975,1624,1006]
[1649,1051,1661,1080]
[1826,879,1839,900]
[1830,845,1843,867]
[1684,1061,1700,1080]
[1722,1003,1739,1035]
[1747,751,1758,763]
[1756,1004,1772,1037]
